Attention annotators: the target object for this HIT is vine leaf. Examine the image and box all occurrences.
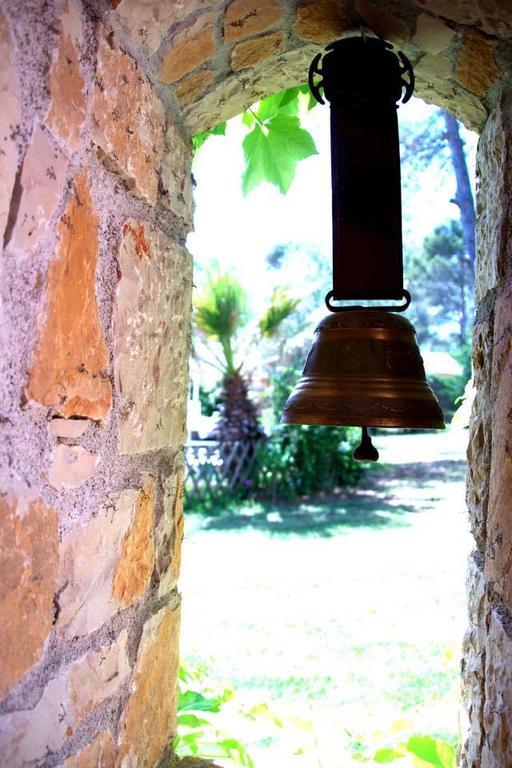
[241,114,318,195]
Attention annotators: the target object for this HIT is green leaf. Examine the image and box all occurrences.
[177,713,211,728]
[178,689,222,713]
[192,121,227,153]
[406,736,452,767]
[242,115,317,195]
[255,87,302,121]
[374,747,404,763]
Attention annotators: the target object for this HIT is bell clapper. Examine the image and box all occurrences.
[353,426,379,462]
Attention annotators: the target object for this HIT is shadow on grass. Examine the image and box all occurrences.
[186,459,467,538]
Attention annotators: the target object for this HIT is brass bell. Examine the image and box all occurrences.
[282,309,445,433]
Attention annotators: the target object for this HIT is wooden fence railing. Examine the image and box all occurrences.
[184,440,259,498]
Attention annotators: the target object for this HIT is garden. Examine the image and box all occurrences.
[176,85,476,767]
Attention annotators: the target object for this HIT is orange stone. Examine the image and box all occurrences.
[45,1,86,151]
[224,0,284,41]
[293,0,352,43]
[175,69,214,105]
[156,465,185,596]
[112,476,156,606]
[114,0,210,53]
[117,603,181,767]
[27,170,112,420]
[231,32,284,69]
[159,13,215,84]
[456,31,498,96]
[0,493,59,698]
[0,9,21,240]
[65,731,117,768]
[355,0,411,44]
[92,31,165,204]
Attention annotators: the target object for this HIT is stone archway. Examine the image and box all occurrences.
[0,1,511,766]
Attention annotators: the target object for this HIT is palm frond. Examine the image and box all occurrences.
[259,288,300,338]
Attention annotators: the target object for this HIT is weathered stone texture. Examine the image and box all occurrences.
[355,0,411,44]
[68,630,130,720]
[467,317,493,548]
[456,31,498,96]
[112,476,155,607]
[293,0,351,43]
[65,731,118,768]
[48,444,99,490]
[231,32,284,69]
[485,289,512,613]
[0,633,129,765]
[156,463,185,597]
[417,0,512,39]
[114,0,210,54]
[27,171,112,420]
[481,606,512,765]
[49,417,91,439]
[224,0,284,41]
[161,120,194,228]
[113,220,192,454]
[159,13,215,84]
[0,494,59,698]
[92,32,165,204]
[412,13,454,55]
[461,555,487,768]
[117,603,180,767]
[12,125,68,252]
[57,488,139,638]
[176,69,214,106]
[45,1,86,152]
[0,9,21,241]
[474,95,509,302]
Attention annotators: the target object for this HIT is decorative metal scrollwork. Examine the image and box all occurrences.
[308,52,325,105]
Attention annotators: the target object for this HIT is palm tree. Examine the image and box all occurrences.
[194,270,298,443]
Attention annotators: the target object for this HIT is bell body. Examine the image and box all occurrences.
[282,310,445,430]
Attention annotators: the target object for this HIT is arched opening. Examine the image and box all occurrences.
[0,2,511,767]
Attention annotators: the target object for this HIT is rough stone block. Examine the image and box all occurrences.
[474,96,509,301]
[0,633,129,765]
[160,119,194,229]
[231,32,284,69]
[412,13,454,55]
[355,0,411,44]
[0,493,59,699]
[293,0,351,43]
[27,171,112,421]
[117,602,180,767]
[224,0,284,42]
[49,418,91,439]
[112,476,156,607]
[12,125,68,252]
[92,31,165,205]
[57,484,152,638]
[456,31,498,96]
[486,289,512,613]
[482,605,512,765]
[113,220,192,455]
[114,0,210,54]
[159,13,215,84]
[416,0,477,26]
[175,69,214,106]
[45,1,85,152]
[64,731,117,768]
[48,444,99,490]
[466,316,493,548]
[0,9,21,241]
[156,462,185,597]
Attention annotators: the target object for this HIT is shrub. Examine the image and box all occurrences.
[251,361,363,500]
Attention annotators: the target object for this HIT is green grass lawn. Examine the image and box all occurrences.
[178,432,471,767]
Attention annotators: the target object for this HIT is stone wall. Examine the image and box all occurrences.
[0,1,192,765]
[1,0,512,766]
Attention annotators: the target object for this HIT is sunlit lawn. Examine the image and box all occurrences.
[179,431,471,767]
